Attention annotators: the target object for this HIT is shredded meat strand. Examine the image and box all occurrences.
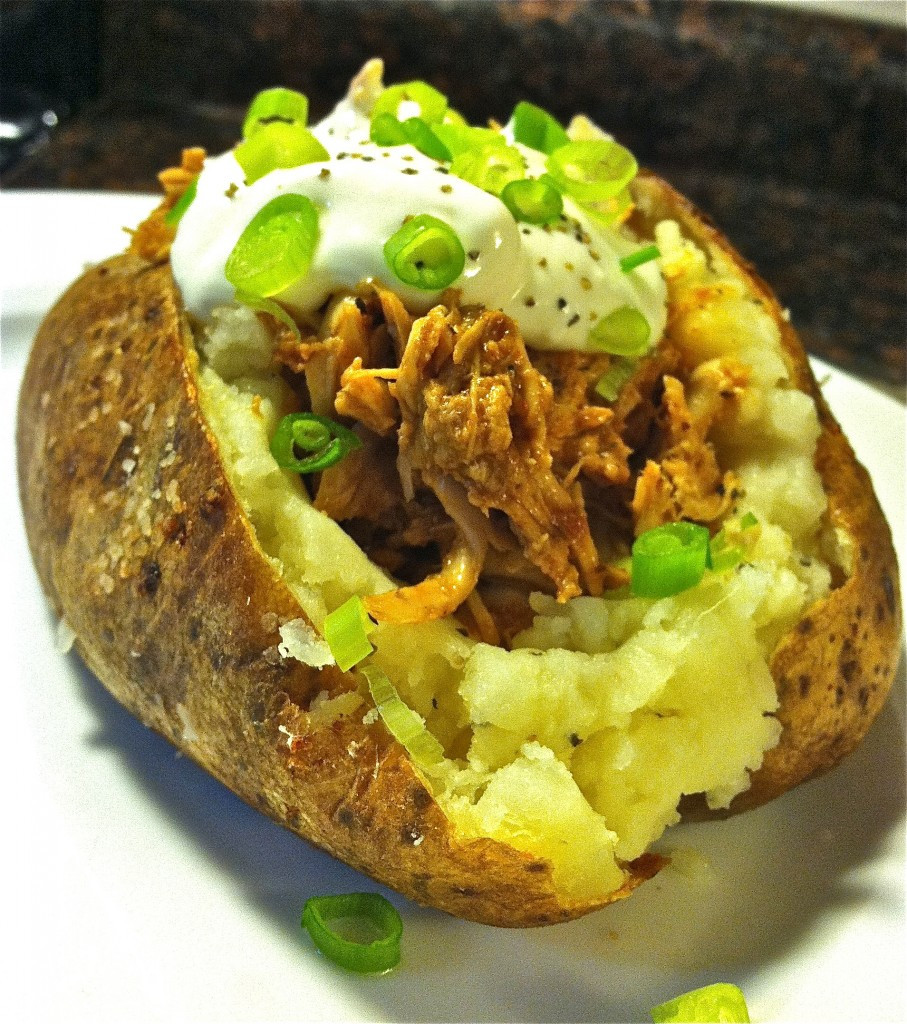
[130,148,206,262]
[395,305,605,601]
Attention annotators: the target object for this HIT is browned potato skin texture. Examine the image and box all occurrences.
[632,173,902,816]
[17,251,662,928]
[16,179,900,925]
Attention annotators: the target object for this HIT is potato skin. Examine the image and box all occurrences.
[632,173,902,815]
[16,178,901,922]
[17,252,661,927]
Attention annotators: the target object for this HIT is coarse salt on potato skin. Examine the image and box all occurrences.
[16,172,901,925]
[16,252,662,926]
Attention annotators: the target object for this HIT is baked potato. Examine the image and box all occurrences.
[16,64,901,928]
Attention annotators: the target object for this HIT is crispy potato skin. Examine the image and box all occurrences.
[17,252,661,927]
[17,177,901,921]
[633,173,902,815]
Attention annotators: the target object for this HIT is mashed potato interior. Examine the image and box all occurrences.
[193,221,832,904]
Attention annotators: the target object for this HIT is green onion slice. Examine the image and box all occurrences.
[234,122,329,184]
[739,511,758,530]
[164,177,198,226]
[584,186,635,227]
[372,80,448,125]
[450,142,525,197]
[620,244,661,273]
[370,113,451,162]
[546,139,637,203]
[242,87,309,138]
[588,306,651,357]
[594,356,637,402]
[235,290,301,339]
[225,193,319,298]
[500,176,563,225]
[301,893,402,974]
[431,122,504,158]
[631,521,710,599]
[323,595,375,672]
[650,983,751,1023]
[383,214,465,291]
[361,665,445,766]
[707,530,744,573]
[511,100,570,155]
[270,411,362,476]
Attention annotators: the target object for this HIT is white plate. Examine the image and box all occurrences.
[1,191,904,1023]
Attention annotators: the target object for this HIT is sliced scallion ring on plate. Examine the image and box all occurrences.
[301,893,402,974]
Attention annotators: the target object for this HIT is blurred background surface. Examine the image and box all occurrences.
[1,0,904,389]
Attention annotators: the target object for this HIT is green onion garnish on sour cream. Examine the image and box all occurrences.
[171,71,668,357]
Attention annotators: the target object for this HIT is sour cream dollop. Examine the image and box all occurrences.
[171,79,667,353]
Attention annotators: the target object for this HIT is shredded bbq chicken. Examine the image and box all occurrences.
[393,305,605,604]
[631,359,747,534]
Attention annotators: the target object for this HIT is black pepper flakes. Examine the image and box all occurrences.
[538,258,548,269]
[525,297,536,307]
[557,297,567,310]
[567,313,580,327]
[468,249,480,261]
[402,168,418,175]
[440,184,453,193]
[318,168,331,180]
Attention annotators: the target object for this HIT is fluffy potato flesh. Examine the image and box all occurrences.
[194,209,836,905]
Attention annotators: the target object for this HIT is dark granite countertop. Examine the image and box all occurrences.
[4,0,904,393]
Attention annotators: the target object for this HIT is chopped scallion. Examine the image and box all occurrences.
[234,122,329,184]
[383,214,465,291]
[631,521,710,598]
[361,665,445,766]
[588,306,651,356]
[164,177,198,226]
[584,186,635,226]
[449,142,525,197]
[500,176,563,224]
[242,87,309,138]
[372,80,448,125]
[620,244,661,273]
[234,290,300,339]
[511,100,570,155]
[301,893,402,974]
[546,139,637,203]
[270,412,362,475]
[323,595,375,672]
[707,529,744,573]
[740,511,758,530]
[594,357,637,402]
[431,122,503,158]
[369,113,451,161]
[224,193,319,298]
[650,983,750,1023]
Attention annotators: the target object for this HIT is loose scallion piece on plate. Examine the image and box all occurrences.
[650,982,751,1023]
[361,664,445,767]
[588,306,651,357]
[510,100,570,155]
[224,193,320,298]
[242,87,310,137]
[371,80,448,125]
[301,893,402,974]
[631,521,710,598]
[234,122,329,184]
[164,177,198,226]
[620,244,661,273]
[383,213,465,290]
[546,139,638,203]
[270,412,362,475]
[322,595,375,672]
[449,142,525,197]
[500,176,563,225]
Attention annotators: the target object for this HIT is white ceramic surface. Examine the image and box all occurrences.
[1,191,904,1023]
